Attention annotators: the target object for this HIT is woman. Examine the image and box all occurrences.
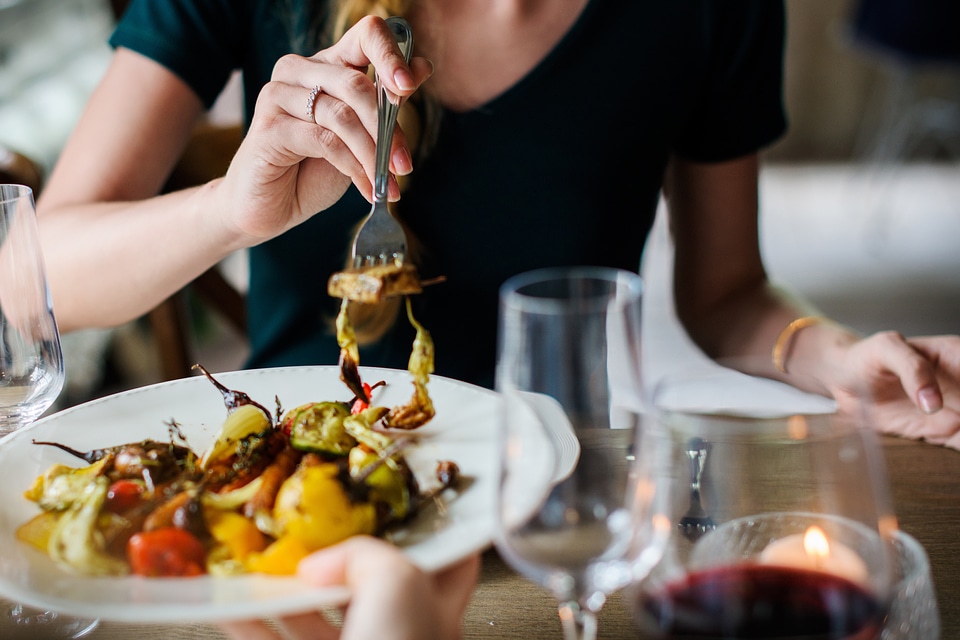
[33,0,960,635]
[38,0,960,446]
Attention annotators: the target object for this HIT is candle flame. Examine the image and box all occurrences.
[802,526,830,560]
[787,415,808,440]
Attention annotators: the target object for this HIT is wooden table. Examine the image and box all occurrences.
[3,434,957,639]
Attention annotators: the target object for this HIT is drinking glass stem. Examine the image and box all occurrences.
[559,601,598,640]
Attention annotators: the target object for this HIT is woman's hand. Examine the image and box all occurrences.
[220,536,480,640]
[830,333,960,450]
[217,16,433,245]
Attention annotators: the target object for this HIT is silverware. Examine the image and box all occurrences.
[350,16,414,268]
[678,437,715,540]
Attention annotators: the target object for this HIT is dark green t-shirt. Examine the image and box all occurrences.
[111,0,787,389]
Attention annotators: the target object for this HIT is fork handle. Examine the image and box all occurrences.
[373,17,414,204]
[686,437,708,494]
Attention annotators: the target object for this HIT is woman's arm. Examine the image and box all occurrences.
[38,48,231,332]
[669,153,960,447]
[666,153,853,387]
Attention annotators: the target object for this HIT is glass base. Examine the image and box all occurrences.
[1,602,99,639]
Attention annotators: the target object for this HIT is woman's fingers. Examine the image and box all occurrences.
[909,336,960,399]
[854,331,944,414]
[321,16,419,96]
[254,78,377,191]
[263,36,430,201]
[218,16,433,240]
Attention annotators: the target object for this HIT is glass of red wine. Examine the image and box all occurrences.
[630,366,897,640]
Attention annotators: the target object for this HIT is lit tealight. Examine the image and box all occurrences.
[759,525,869,586]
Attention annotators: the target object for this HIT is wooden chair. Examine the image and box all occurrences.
[0,144,44,194]
[150,121,247,380]
[108,0,247,380]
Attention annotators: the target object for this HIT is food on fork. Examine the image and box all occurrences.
[327,263,422,304]
[17,365,458,578]
[330,264,436,430]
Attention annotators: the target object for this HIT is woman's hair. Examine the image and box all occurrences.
[292,0,440,345]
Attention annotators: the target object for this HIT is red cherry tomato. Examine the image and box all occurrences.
[127,527,207,577]
[104,479,145,513]
[351,382,373,414]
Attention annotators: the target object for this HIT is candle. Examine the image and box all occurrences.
[758,525,869,586]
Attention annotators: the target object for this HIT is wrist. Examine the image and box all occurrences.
[772,316,826,374]
[195,177,257,255]
[772,316,861,395]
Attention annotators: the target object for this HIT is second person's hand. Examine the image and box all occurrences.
[220,536,481,640]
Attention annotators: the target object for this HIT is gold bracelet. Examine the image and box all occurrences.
[772,316,825,374]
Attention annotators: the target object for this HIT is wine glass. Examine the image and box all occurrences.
[494,266,670,640]
[0,184,98,638]
[629,366,897,640]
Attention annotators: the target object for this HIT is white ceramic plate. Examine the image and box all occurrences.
[0,366,510,623]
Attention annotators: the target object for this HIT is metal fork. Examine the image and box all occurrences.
[678,437,716,541]
[350,16,414,268]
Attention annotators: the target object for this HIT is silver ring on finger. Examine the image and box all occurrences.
[306,85,320,119]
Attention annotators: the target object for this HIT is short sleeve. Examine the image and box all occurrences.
[673,0,788,162]
[109,0,248,108]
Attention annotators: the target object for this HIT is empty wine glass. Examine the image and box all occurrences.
[629,367,897,640]
[494,266,670,640]
[0,184,98,638]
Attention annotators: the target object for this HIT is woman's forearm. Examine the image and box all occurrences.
[38,178,243,333]
[684,279,862,397]
[666,153,862,397]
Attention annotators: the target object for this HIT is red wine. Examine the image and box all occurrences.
[634,564,885,639]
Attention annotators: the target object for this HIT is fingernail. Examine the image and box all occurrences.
[394,68,415,92]
[392,147,412,175]
[918,386,942,414]
[388,175,401,201]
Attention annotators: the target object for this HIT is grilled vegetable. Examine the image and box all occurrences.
[192,364,272,423]
[200,404,273,470]
[23,459,109,512]
[327,263,423,304]
[335,298,368,403]
[282,401,355,455]
[349,447,411,522]
[127,527,207,577]
[386,298,436,429]
[48,477,129,576]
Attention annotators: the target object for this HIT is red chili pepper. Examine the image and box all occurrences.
[127,527,207,577]
[351,382,373,414]
[104,479,145,514]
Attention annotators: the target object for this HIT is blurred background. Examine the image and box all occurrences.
[0,0,958,407]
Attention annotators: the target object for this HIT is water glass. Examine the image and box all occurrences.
[494,266,669,640]
[0,184,63,433]
[0,184,98,638]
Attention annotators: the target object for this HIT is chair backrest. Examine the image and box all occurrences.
[149,122,247,380]
[0,145,43,194]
